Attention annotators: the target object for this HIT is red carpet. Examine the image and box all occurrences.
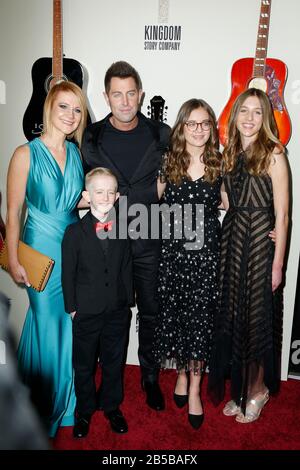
[52,365,300,451]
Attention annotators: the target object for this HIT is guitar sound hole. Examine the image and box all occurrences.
[44,74,68,93]
[248,77,267,92]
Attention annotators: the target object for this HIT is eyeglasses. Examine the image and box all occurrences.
[185,120,211,132]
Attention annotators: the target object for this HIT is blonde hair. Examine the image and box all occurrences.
[85,167,118,191]
[43,81,88,146]
[163,99,221,185]
[223,88,284,175]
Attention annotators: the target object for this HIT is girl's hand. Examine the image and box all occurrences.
[272,265,282,292]
[70,311,76,320]
[269,228,276,244]
[8,262,30,287]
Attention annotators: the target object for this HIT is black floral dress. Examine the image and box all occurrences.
[153,175,222,371]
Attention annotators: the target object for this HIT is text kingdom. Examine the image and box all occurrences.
[144,25,181,41]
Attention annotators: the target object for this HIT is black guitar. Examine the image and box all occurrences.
[23,0,90,141]
[147,95,168,122]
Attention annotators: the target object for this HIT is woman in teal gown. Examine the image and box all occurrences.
[6,81,88,437]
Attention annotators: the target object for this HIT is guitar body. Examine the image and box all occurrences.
[23,57,86,141]
[218,57,291,146]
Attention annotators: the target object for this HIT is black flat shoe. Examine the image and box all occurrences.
[104,408,128,434]
[188,413,204,430]
[142,380,165,411]
[73,417,90,438]
[173,393,188,408]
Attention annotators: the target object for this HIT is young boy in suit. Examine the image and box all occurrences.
[62,167,133,438]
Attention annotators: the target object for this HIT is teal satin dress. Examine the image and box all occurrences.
[17,137,84,437]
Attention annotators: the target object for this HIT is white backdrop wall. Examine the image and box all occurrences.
[0,0,299,379]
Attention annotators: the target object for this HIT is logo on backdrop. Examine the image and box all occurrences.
[144,0,182,51]
[144,25,182,51]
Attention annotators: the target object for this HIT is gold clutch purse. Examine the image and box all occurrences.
[0,239,55,292]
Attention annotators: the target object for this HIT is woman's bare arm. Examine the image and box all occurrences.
[268,151,289,291]
[6,145,30,285]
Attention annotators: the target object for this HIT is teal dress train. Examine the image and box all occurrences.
[17,137,84,437]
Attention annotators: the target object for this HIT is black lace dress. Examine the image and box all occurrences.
[208,153,282,411]
[153,175,222,372]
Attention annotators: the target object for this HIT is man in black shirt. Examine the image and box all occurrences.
[81,61,170,411]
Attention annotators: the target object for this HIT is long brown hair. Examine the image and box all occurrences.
[42,81,88,146]
[223,88,284,175]
[163,99,221,185]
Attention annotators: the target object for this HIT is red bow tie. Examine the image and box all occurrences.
[95,220,114,233]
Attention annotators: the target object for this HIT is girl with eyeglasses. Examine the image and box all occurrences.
[153,98,222,429]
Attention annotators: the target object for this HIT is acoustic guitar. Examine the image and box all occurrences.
[23,0,90,141]
[218,0,291,146]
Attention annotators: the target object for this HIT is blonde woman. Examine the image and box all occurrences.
[6,81,88,437]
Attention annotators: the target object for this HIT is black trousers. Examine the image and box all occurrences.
[72,308,129,418]
[132,239,160,382]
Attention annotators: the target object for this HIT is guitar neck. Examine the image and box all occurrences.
[253,0,272,77]
[52,0,63,83]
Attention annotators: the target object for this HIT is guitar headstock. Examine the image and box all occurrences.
[147,95,168,122]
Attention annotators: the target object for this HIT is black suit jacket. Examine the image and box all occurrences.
[61,211,133,315]
[81,112,171,206]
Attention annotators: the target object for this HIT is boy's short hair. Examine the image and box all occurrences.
[85,167,118,191]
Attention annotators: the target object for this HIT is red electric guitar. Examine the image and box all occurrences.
[218,0,291,146]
